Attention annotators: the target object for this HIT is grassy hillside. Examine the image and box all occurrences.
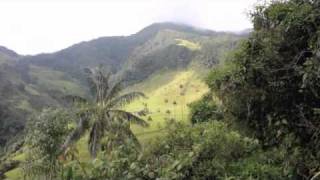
[70,69,208,165]
[0,23,243,149]
[119,27,242,84]
[72,69,208,169]
[176,38,201,50]
[4,68,208,179]
[127,69,208,141]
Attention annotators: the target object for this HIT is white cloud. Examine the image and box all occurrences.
[0,0,256,55]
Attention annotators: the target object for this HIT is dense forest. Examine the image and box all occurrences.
[1,0,320,179]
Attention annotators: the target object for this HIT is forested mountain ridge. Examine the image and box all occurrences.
[0,50,86,147]
[0,22,245,148]
[0,46,19,60]
[20,23,243,83]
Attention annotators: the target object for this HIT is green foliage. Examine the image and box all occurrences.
[206,0,320,178]
[188,93,223,124]
[22,108,71,180]
[62,139,140,180]
[0,61,85,148]
[62,67,148,158]
[64,121,290,180]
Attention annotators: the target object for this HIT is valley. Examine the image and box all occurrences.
[0,22,242,149]
[0,22,244,179]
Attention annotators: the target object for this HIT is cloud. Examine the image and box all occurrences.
[0,0,256,55]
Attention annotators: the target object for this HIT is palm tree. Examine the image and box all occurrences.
[61,67,148,157]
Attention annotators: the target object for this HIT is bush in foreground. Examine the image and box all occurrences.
[22,108,72,180]
[65,121,291,180]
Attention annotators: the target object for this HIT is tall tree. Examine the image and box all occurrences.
[207,0,320,178]
[61,67,148,157]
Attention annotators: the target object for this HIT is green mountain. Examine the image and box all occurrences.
[0,22,245,148]
[0,51,86,147]
[20,23,243,83]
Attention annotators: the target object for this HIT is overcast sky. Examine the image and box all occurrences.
[0,0,258,55]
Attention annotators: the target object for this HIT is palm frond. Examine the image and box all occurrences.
[60,115,88,154]
[103,80,123,103]
[96,70,110,93]
[62,67,149,157]
[110,110,149,127]
[85,67,112,102]
[107,92,146,108]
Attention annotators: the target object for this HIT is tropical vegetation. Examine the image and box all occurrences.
[1,0,320,179]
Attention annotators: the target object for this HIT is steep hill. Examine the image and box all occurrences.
[0,22,246,148]
[0,52,86,147]
[20,23,243,84]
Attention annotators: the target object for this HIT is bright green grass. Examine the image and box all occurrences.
[5,69,208,179]
[4,150,26,180]
[175,38,201,51]
[126,69,208,141]
[5,168,23,180]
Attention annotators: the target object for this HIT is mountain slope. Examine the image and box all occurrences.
[0,52,86,147]
[20,23,244,83]
[0,22,246,148]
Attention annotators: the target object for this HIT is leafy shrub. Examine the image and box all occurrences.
[65,121,291,179]
[188,93,223,124]
[22,108,72,180]
[206,0,320,178]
